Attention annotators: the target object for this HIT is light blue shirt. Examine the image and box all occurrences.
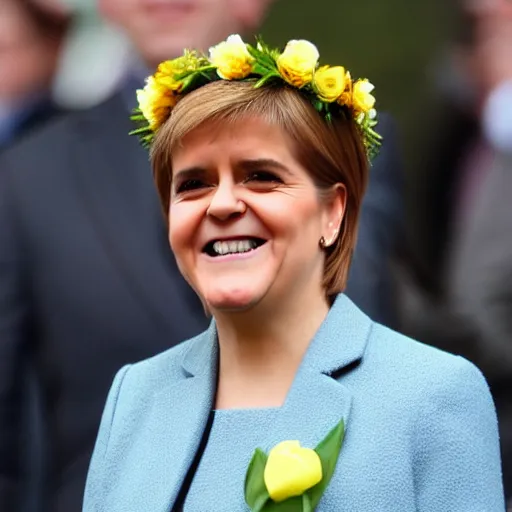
[483,80,512,154]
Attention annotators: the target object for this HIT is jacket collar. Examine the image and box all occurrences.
[181,294,372,378]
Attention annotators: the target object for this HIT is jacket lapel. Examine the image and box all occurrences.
[261,295,372,455]
[133,324,218,511]
[72,93,204,332]
[131,296,371,511]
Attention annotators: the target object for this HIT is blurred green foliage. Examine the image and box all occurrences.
[261,0,461,176]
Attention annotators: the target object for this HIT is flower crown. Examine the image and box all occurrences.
[131,35,382,160]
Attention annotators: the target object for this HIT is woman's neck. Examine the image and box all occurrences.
[213,291,331,409]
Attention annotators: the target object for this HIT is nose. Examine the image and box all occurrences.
[206,181,246,221]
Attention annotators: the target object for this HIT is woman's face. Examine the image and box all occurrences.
[169,116,344,313]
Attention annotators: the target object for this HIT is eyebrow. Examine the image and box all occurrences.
[236,158,293,176]
[174,158,293,181]
[173,167,207,183]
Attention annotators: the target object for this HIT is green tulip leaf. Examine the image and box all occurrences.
[302,493,313,512]
[261,495,305,512]
[252,494,271,512]
[245,448,269,510]
[309,419,345,508]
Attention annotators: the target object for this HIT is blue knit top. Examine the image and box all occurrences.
[183,408,280,511]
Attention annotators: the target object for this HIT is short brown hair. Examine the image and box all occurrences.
[151,80,369,296]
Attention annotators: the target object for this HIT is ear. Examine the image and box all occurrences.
[230,0,274,32]
[322,183,346,247]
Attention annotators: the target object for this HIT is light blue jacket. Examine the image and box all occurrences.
[83,295,505,511]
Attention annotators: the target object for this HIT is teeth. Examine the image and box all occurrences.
[212,239,258,256]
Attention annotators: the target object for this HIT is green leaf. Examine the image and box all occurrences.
[174,65,215,81]
[254,73,281,89]
[246,44,265,60]
[261,496,304,512]
[254,57,279,74]
[245,448,269,510]
[309,420,345,508]
[252,494,271,512]
[302,493,313,512]
[128,126,150,136]
[247,39,279,71]
[313,100,324,113]
[179,69,216,93]
[252,63,274,76]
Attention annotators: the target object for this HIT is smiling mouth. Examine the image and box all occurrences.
[203,238,267,257]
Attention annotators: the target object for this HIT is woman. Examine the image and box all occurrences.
[83,36,504,511]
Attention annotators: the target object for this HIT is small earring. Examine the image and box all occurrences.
[319,236,326,249]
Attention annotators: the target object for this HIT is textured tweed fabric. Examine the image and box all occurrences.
[83,295,505,511]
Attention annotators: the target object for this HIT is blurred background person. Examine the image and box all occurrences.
[98,0,273,69]
[0,0,68,150]
[399,0,512,502]
[449,0,512,502]
[47,0,131,109]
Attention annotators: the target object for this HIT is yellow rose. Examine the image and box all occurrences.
[155,51,204,91]
[277,39,320,87]
[136,77,177,131]
[336,70,352,107]
[209,34,254,80]
[153,57,189,92]
[352,79,376,113]
[154,66,182,93]
[263,440,323,502]
[313,66,347,102]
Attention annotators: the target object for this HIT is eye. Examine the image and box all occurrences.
[174,179,207,194]
[243,171,283,187]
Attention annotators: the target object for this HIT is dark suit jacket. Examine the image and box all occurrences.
[0,92,402,512]
[0,99,63,153]
[346,114,403,328]
[0,93,209,512]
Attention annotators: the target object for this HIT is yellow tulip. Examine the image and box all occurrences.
[313,66,347,103]
[264,440,323,502]
[352,79,376,114]
[277,39,320,88]
[209,34,254,80]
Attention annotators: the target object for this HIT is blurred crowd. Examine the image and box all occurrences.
[0,0,510,511]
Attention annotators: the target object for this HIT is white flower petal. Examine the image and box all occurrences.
[285,39,320,61]
[226,34,245,45]
[359,81,375,94]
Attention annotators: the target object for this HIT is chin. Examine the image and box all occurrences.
[202,286,263,313]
